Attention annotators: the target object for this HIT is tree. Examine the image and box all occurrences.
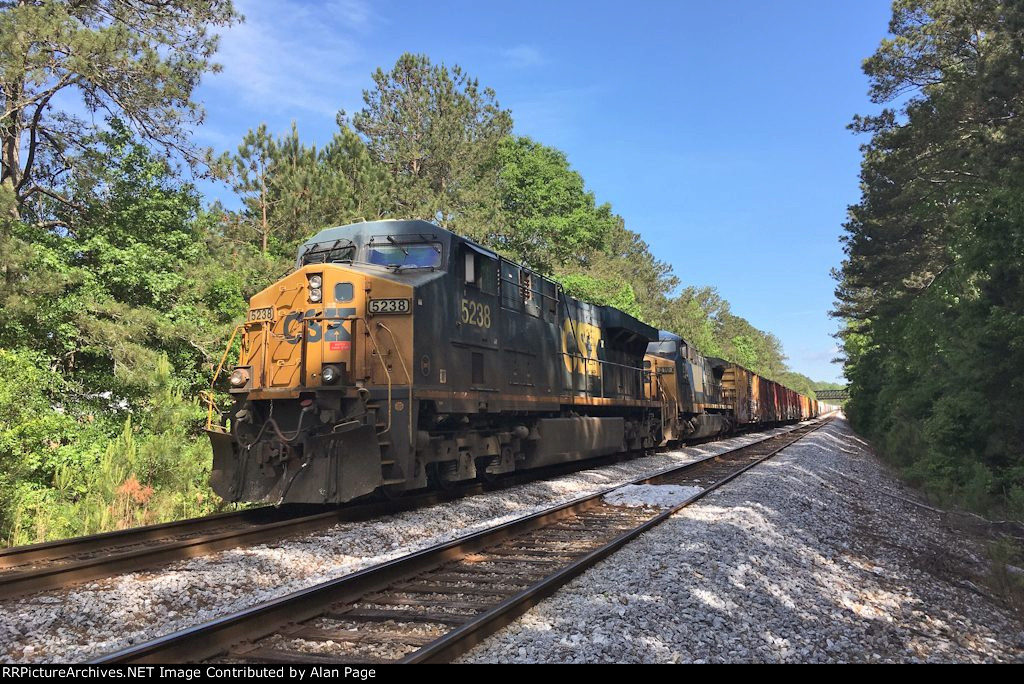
[1,121,236,399]
[350,53,512,231]
[0,0,240,224]
[567,220,678,326]
[492,136,617,273]
[223,121,393,260]
[226,124,284,255]
[556,273,642,319]
[835,0,1024,516]
[662,286,727,358]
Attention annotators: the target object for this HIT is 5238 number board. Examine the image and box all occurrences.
[368,298,411,314]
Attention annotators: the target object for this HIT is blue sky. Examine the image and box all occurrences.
[193,0,895,383]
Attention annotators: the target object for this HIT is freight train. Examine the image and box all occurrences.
[205,219,824,505]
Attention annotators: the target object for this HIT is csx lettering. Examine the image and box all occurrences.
[284,308,356,344]
[460,299,491,329]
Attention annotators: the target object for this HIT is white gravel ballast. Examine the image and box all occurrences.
[461,416,1024,664]
[0,425,803,663]
[603,484,703,509]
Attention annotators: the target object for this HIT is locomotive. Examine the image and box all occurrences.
[205,219,820,505]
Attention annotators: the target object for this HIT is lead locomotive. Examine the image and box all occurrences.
[207,219,819,505]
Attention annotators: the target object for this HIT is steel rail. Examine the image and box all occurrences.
[91,415,835,665]
[0,422,746,600]
[410,415,836,663]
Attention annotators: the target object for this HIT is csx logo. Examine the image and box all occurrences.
[282,307,356,344]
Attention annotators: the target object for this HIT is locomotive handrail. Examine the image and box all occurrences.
[363,320,393,436]
[557,350,652,400]
[206,320,274,431]
[377,321,415,445]
[206,323,245,432]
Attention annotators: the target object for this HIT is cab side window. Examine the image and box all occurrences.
[463,246,497,295]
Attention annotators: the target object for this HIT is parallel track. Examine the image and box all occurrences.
[0,505,350,600]
[0,467,600,601]
[93,415,834,665]
[0,421,816,601]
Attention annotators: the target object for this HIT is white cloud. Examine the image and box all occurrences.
[501,44,546,68]
[207,0,376,117]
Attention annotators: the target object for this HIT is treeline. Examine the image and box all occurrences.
[210,54,822,393]
[1,2,824,543]
[836,0,1024,517]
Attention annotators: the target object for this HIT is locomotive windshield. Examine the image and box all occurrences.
[300,239,356,265]
[367,242,443,270]
[647,340,678,359]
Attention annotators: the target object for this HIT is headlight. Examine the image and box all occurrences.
[321,364,341,384]
[309,287,322,303]
[228,368,249,387]
[308,274,322,289]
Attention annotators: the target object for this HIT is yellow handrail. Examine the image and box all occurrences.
[377,321,414,445]
[206,323,244,431]
[363,320,393,436]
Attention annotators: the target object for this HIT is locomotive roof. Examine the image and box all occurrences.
[298,219,657,342]
[297,219,455,266]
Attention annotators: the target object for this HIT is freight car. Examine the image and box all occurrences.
[206,219,819,506]
[644,335,818,443]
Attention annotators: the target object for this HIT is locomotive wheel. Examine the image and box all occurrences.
[475,456,499,484]
[427,462,458,492]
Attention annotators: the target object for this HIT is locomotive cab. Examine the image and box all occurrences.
[645,331,732,441]
[208,221,447,505]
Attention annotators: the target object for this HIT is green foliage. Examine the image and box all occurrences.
[836,0,1024,518]
[660,287,725,358]
[0,2,243,544]
[491,136,617,273]
[1,352,221,545]
[0,124,242,543]
[350,53,513,232]
[0,0,240,223]
[556,273,642,319]
[2,122,239,400]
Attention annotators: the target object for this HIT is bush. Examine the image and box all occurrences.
[1,351,223,546]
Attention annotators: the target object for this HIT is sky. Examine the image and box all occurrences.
[192,0,896,384]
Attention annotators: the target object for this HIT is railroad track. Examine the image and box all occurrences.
[94,415,834,665]
[0,420,817,601]
[0,505,349,600]
[0,471,580,602]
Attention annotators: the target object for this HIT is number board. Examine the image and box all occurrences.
[460,298,491,329]
[248,307,273,322]
[368,298,411,314]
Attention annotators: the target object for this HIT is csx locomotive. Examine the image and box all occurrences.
[206,219,821,505]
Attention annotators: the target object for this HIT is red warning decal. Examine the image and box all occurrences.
[329,341,351,351]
